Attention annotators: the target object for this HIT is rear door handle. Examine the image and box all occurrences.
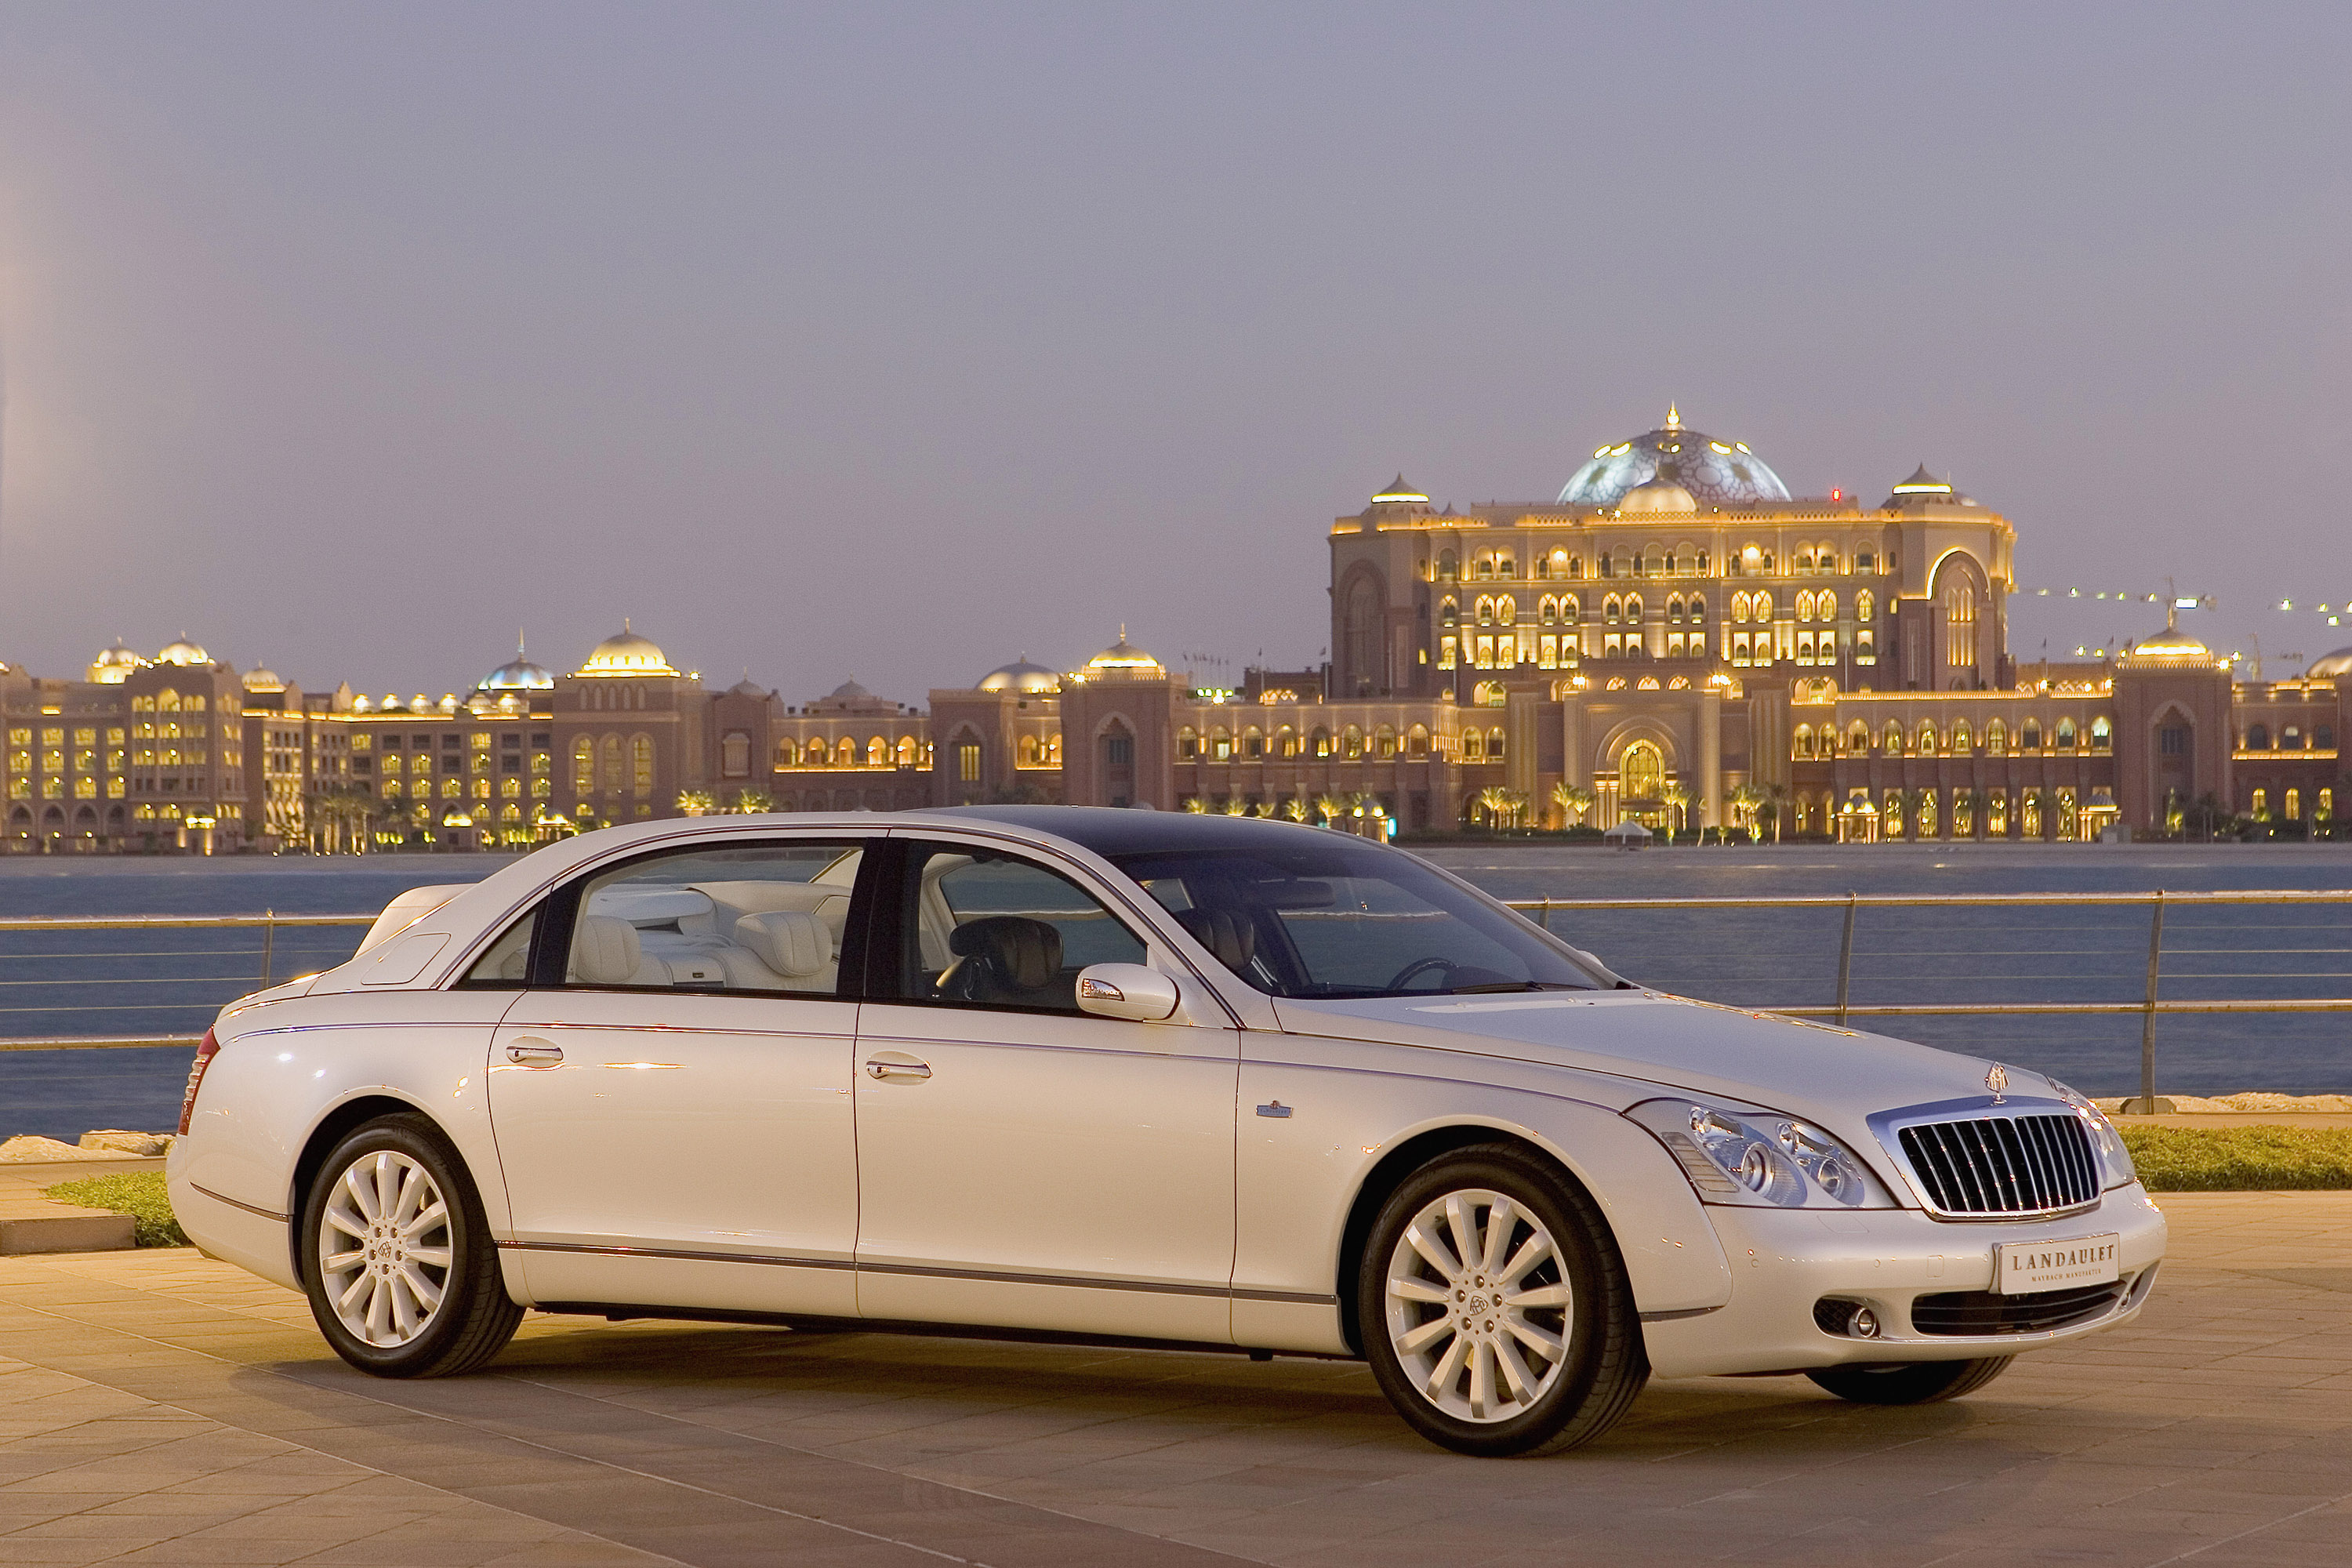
[506,1040,564,1067]
[864,1054,931,1081]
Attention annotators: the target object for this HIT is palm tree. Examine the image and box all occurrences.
[1893,786,1930,842]
[1727,784,1763,843]
[1315,793,1347,825]
[1282,795,1310,822]
[676,789,717,817]
[1551,780,1595,829]
[1252,797,1279,818]
[728,787,775,815]
[1182,796,1209,814]
[2024,786,2056,841]
[1659,781,1693,842]
[1221,794,1249,816]
[1761,782,1791,844]
[1475,785,1513,829]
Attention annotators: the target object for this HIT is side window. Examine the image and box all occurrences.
[461,911,535,987]
[895,843,1147,1013]
[564,839,866,996]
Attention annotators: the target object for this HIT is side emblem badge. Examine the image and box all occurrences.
[1256,1101,1294,1120]
[1986,1063,2009,1104]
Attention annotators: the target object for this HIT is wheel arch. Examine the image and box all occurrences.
[285,1092,452,1283]
[1334,1123,1605,1356]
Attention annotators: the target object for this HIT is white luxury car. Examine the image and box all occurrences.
[168,808,2165,1456]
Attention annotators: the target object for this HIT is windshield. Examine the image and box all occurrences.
[1106,840,1602,999]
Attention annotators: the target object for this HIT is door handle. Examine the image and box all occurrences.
[864,1055,931,1081]
[506,1040,564,1067]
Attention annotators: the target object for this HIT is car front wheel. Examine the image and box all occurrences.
[1358,1145,1647,1456]
[1806,1357,2013,1405]
[300,1114,521,1377]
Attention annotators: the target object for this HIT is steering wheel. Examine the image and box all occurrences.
[1386,956,1459,992]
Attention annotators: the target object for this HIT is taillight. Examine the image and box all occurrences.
[177,1028,221,1137]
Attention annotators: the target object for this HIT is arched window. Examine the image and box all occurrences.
[1018,735,1040,767]
[1475,681,1506,707]
[1915,721,1939,753]
[2282,725,2304,751]
[1277,727,1298,758]
[1495,593,1516,623]
[833,737,856,768]
[1642,550,1664,577]
[599,735,623,794]
[1487,726,1507,759]
[1475,556,1493,579]
[1406,724,1430,758]
[1686,600,1705,631]
[1437,550,1457,581]
[1944,579,1978,667]
[1621,740,1661,797]
[1987,720,2008,755]
[1793,724,1814,760]
[572,737,594,792]
[1551,548,1570,577]
[1882,720,1904,753]
[1752,590,1773,620]
[2056,718,2078,750]
[1624,594,1642,621]
[2022,719,2043,750]
[1730,592,1748,624]
[1846,721,1870,754]
[1243,726,1265,759]
[1605,596,1623,624]
[1311,727,1331,758]
[2246,724,2270,750]
[1818,590,1838,621]
[1854,589,1875,622]
[866,736,888,766]
[1374,724,1398,759]
[1798,550,1815,575]
[1539,596,1556,624]
[1797,591,1816,623]
[1951,720,1973,753]
[1178,726,1199,760]
[2318,724,2336,750]
[1740,545,1762,575]
[630,736,655,793]
[1211,728,1232,761]
[1856,548,1876,572]
[1439,596,1459,628]
[1476,596,1495,625]
[1567,554,1584,579]
[1561,593,1580,621]
[2091,717,2112,753]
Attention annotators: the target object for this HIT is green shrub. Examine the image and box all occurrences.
[45,1171,187,1247]
[2121,1126,2352,1192]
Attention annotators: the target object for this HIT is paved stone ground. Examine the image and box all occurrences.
[4,1192,2352,1566]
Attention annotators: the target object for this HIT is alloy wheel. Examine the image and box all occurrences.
[1382,1187,1572,1423]
[318,1149,455,1348]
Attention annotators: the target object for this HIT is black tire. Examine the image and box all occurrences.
[299,1113,521,1378]
[1356,1143,1647,1457]
[1806,1356,2013,1405]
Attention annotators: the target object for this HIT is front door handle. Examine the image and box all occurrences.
[506,1040,564,1067]
[864,1054,931,1081]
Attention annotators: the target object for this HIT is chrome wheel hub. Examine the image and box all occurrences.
[1385,1188,1572,1424]
[318,1150,454,1348]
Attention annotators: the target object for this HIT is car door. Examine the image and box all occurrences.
[487,834,873,1319]
[852,834,1241,1343]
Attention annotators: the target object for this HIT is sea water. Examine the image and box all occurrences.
[2,844,2347,1140]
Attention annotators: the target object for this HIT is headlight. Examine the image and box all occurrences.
[2044,1076,2138,1189]
[1625,1097,1890,1208]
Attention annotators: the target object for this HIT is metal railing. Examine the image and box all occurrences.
[6,894,2352,1113]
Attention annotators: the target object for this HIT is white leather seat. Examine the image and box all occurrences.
[703,909,837,993]
[569,914,671,987]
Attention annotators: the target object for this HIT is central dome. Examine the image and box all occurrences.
[577,622,679,677]
[979,656,1060,694]
[1559,407,1791,508]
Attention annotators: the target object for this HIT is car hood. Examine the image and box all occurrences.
[1269,989,2026,1134]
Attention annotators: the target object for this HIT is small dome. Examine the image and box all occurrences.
[87,641,147,684]
[1617,475,1697,514]
[979,656,1060,694]
[2305,646,2352,679]
[479,640,555,692]
[1886,463,1978,509]
[578,621,679,677]
[2118,626,2219,670]
[826,679,873,703]
[1086,627,1163,677]
[1370,474,1429,505]
[155,636,210,666]
[241,666,285,692]
[1559,407,1791,507]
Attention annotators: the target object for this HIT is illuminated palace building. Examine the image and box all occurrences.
[4,410,2344,850]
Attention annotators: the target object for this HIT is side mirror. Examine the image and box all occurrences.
[1075,962,1182,1022]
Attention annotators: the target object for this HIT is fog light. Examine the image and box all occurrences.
[1849,1305,1881,1339]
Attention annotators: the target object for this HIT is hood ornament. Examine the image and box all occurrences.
[1986,1063,2009,1104]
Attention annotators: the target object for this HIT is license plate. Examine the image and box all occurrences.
[1993,1233,2121,1294]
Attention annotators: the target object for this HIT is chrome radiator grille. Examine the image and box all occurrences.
[1896,1114,2100,1218]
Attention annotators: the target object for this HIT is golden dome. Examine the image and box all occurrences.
[1085,627,1163,677]
[577,621,680,677]
[87,641,147,684]
[155,636,210,666]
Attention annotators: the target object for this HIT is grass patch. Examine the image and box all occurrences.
[2121,1126,2352,1192]
[44,1171,187,1247]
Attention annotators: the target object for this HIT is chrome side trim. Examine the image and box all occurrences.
[495,1240,1337,1306]
[190,1183,290,1225]
[1639,1305,1723,1323]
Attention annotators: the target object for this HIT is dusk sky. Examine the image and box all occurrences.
[1,3,2346,702]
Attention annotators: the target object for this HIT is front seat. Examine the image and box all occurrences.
[937,916,1063,1006]
[1174,907,1257,974]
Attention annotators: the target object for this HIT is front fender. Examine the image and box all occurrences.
[1234,1035,1734,1353]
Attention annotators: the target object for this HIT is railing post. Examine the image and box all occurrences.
[260,909,275,989]
[1835,891,1857,1026]
[2125,891,2172,1115]
[1539,896,1553,934]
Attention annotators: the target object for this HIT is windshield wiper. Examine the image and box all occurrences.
[1440,981,1585,995]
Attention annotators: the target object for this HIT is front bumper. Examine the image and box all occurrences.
[1641,1182,2167,1379]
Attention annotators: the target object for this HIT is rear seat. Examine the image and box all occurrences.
[571,883,849,993]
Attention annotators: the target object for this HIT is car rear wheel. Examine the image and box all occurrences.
[1357,1145,1646,1456]
[301,1114,521,1377]
[1806,1356,2013,1405]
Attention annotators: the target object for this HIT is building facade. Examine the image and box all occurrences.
[5,411,2343,851]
